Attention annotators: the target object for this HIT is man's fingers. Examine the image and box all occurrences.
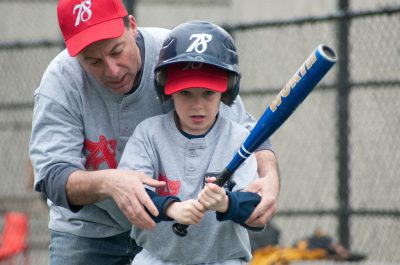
[125,195,156,230]
[246,208,275,227]
[242,180,258,193]
[247,199,267,223]
[136,187,159,217]
[140,175,166,188]
[124,182,157,230]
[246,199,277,226]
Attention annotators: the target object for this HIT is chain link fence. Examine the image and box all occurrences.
[0,0,399,264]
[229,5,400,263]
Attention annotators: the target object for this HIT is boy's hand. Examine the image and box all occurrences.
[166,199,206,224]
[198,177,229,213]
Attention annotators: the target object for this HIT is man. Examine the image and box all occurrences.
[29,0,280,264]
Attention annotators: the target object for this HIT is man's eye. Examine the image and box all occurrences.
[88,59,100,65]
[111,49,123,57]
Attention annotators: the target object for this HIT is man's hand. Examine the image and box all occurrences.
[244,150,280,227]
[105,170,166,230]
[67,169,166,230]
[244,177,279,227]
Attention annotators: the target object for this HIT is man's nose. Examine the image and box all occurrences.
[104,59,119,77]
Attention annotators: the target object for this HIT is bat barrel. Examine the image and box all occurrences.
[319,44,337,63]
[226,44,336,173]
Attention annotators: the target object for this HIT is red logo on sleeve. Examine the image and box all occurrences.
[85,135,117,170]
[156,174,181,196]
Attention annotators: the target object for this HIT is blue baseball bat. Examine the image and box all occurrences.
[173,44,337,236]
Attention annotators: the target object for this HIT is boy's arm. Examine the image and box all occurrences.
[215,191,261,225]
[144,188,180,223]
[166,199,206,225]
[145,189,206,224]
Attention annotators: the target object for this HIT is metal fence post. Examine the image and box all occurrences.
[337,0,351,249]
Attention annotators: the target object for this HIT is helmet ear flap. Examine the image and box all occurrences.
[222,72,240,106]
[154,68,170,103]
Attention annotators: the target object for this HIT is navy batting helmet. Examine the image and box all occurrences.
[155,20,240,106]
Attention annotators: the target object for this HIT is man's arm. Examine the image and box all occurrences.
[245,149,280,227]
[66,169,165,230]
[30,94,165,230]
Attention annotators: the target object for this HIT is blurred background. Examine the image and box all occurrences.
[0,0,399,264]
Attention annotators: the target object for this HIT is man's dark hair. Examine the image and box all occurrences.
[123,16,130,28]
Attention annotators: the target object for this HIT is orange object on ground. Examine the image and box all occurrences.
[250,229,366,265]
[251,245,326,265]
[0,212,29,264]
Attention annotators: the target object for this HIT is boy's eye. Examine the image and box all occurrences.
[204,91,215,96]
[180,90,190,95]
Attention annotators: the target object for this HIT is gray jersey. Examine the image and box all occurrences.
[119,111,258,264]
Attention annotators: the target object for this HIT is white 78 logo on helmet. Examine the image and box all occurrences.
[186,33,213,54]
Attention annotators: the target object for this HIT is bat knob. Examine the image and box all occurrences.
[172,223,188,237]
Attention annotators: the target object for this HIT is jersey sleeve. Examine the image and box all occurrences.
[118,122,158,179]
[144,188,180,223]
[30,90,85,212]
[215,191,261,224]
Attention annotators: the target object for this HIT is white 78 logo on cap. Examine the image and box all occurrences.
[73,0,92,26]
[186,33,213,53]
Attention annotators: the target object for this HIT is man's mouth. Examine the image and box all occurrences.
[106,75,130,90]
[108,75,124,84]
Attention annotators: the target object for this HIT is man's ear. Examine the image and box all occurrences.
[128,15,137,30]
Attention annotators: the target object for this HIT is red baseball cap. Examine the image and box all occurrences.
[164,63,228,95]
[57,0,128,56]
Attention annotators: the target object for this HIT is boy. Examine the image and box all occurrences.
[119,21,263,265]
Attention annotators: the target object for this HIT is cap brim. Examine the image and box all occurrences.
[65,18,125,57]
[165,75,228,95]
